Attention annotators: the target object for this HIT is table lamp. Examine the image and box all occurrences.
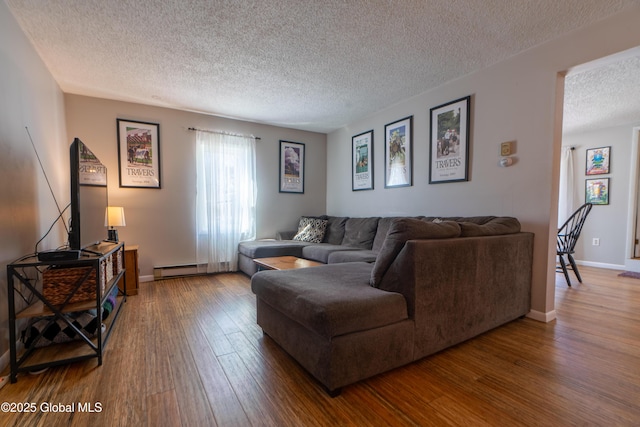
[105,206,126,242]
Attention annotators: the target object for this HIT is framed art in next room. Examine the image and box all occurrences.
[586,146,610,175]
[586,177,609,205]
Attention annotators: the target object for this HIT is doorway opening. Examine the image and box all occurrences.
[629,128,640,263]
[560,47,640,273]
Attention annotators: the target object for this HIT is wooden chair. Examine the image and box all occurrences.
[557,203,593,286]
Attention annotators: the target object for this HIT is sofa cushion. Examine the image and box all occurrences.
[293,217,328,243]
[327,250,377,264]
[322,216,348,245]
[301,244,360,264]
[371,217,399,253]
[370,218,461,287]
[251,262,408,339]
[458,217,521,236]
[238,240,311,259]
[441,216,497,224]
[372,216,424,253]
[341,217,380,249]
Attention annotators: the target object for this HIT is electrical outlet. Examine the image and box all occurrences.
[593,238,600,246]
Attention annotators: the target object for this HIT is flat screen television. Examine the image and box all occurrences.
[68,138,109,251]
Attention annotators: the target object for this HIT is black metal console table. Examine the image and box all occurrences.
[6,241,126,383]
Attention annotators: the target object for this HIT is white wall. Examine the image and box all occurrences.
[563,123,640,268]
[64,95,327,278]
[326,4,640,319]
[0,3,68,361]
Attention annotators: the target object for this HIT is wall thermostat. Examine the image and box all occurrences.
[500,141,513,156]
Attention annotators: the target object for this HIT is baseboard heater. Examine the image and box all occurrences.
[153,262,231,280]
[153,264,202,280]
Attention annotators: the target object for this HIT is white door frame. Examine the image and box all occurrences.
[625,127,640,271]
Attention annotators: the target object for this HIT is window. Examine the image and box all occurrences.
[196,131,256,272]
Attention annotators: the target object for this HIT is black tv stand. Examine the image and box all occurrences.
[7,242,126,383]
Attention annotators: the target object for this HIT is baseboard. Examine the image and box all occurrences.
[140,275,154,282]
[527,309,556,323]
[531,260,626,322]
[0,339,25,374]
[0,349,9,374]
[575,260,625,270]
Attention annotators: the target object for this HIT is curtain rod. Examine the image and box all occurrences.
[188,127,261,140]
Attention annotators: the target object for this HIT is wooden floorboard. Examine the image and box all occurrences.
[1,265,639,426]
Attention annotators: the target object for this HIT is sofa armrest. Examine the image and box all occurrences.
[379,232,533,358]
[276,230,297,240]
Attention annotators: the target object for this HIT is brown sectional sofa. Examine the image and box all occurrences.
[242,216,534,395]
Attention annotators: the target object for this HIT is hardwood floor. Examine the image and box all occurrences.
[1,266,639,426]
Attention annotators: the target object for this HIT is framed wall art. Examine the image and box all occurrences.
[586,146,610,175]
[384,116,412,188]
[429,95,471,184]
[117,119,161,188]
[585,177,609,205]
[352,130,374,191]
[279,140,305,193]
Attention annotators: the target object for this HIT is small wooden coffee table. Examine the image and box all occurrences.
[253,256,323,271]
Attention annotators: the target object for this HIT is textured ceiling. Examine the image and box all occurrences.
[564,49,640,135]
[6,0,640,133]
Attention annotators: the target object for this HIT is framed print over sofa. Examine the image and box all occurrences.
[279,140,305,193]
[352,130,374,191]
[429,96,470,184]
[117,119,161,188]
[384,116,413,188]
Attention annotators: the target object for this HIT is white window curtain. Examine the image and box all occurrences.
[196,131,257,273]
[558,146,576,227]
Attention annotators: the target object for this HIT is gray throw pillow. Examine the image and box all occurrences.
[370,218,461,287]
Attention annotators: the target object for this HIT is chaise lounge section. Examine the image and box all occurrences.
[249,217,534,395]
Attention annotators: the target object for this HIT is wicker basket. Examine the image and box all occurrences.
[106,256,114,283]
[114,251,123,275]
[43,262,106,306]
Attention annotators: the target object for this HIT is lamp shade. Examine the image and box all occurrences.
[105,206,126,227]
